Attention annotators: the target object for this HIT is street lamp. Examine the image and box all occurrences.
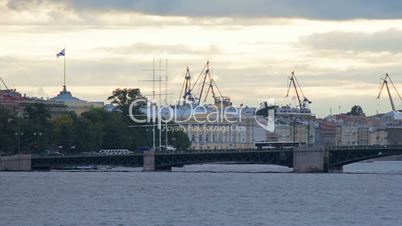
[172,137,176,151]
[33,132,43,151]
[15,132,24,154]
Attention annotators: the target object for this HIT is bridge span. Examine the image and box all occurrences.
[1,146,402,172]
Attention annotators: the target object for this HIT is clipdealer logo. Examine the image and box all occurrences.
[128,98,275,132]
[254,99,275,133]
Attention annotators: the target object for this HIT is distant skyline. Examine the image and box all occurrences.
[1,0,402,116]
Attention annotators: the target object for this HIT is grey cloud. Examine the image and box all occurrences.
[6,0,402,20]
[69,0,402,20]
[300,29,402,53]
[100,43,221,55]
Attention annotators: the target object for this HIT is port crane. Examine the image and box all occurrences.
[285,71,311,110]
[179,61,231,106]
[0,76,9,90]
[195,61,231,106]
[377,73,402,111]
[178,66,195,105]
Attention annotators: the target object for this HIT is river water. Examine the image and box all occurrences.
[1,161,401,226]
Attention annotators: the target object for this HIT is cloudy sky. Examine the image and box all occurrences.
[2,0,402,116]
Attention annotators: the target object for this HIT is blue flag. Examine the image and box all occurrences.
[56,48,65,58]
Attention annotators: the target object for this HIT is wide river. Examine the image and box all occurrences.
[1,161,401,226]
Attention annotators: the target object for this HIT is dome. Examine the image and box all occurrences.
[51,86,86,103]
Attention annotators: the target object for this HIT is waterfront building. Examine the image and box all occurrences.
[368,128,387,145]
[386,127,402,145]
[176,106,255,150]
[0,89,66,119]
[315,119,338,146]
[51,86,103,115]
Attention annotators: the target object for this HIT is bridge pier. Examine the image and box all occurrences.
[293,146,328,173]
[143,151,155,172]
[0,154,32,171]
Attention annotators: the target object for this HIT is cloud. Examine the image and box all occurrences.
[5,0,402,21]
[0,1,295,27]
[100,43,221,55]
[64,0,402,20]
[299,29,402,53]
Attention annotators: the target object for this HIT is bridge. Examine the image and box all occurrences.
[328,145,402,170]
[1,145,402,173]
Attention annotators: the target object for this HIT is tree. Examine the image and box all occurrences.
[52,113,75,153]
[169,129,191,151]
[20,103,52,153]
[73,117,98,152]
[102,113,132,149]
[0,106,18,154]
[23,103,51,125]
[107,88,146,115]
[0,88,191,155]
[347,105,365,116]
[107,88,154,149]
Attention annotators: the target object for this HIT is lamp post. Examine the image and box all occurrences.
[15,132,24,154]
[33,132,43,152]
[172,137,176,151]
[292,117,296,145]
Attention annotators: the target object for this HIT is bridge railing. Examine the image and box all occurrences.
[328,145,402,151]
[154,148,294,154]
[31,147,296,158]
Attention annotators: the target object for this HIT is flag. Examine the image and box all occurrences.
[56,48,65,58]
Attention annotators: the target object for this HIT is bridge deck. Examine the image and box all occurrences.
[29,146,402,170]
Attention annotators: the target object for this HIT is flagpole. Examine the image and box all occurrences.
[63,48,66,91]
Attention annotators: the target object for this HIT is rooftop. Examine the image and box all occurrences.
[51,86,86,103]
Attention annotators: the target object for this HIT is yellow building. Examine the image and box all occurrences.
[177,111,255,150]
[51,86,103,115]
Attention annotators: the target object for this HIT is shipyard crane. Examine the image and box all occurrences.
[183,61,231,106]
[0,76,9,90]
[196,61,212,105]
[196,61,231,106]
[203,67,219,103]
[285,71,311,110]
[178,66,195,105]
[377,73,402,111]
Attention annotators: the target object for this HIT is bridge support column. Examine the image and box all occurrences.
[0,154,32,171]
[293,146,328,173]
[143,151,155,172]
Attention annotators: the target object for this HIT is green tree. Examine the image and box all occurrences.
[20,103,52,153]
[23,103,51,125]
[107,88,146,115]
[347,105,365,116]
[107,88,154,149]
[72,117,98,152]
[169,129,191,151]
[0,106,18,154]
[102,113,132,149]
[81,108,108,150]
[52,113,75,153]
